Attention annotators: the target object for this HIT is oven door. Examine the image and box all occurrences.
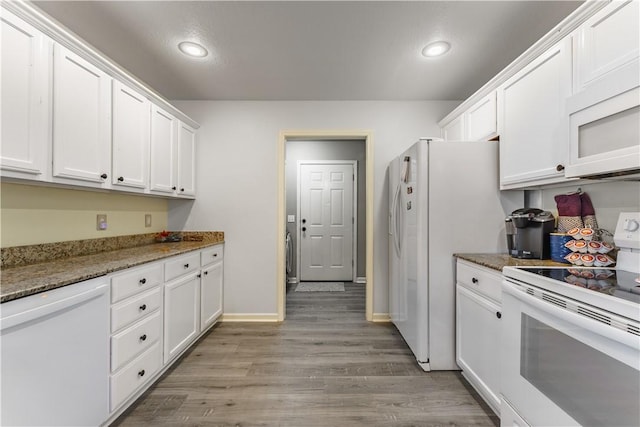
[502,279,640,427]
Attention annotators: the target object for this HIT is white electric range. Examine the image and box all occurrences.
[500,212,640,427]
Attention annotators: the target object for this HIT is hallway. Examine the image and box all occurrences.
[113,283,498,426]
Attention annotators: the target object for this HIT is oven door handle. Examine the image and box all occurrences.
[503,281,640,351]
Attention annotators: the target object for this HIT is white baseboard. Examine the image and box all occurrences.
[221,313,280,322]
[355,277,367,284]
[371,313,391,322]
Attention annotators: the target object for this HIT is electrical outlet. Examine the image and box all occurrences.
[97,214,107,231]
[145,214,152,228]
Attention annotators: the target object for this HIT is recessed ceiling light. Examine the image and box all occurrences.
[178,41,208,58]
[422,41,451,58]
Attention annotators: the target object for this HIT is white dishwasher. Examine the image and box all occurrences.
[1,277,110,426]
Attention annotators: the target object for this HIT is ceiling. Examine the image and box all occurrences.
[33,1,583,101]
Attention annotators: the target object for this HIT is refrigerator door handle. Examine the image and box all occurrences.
[392,183,402,256]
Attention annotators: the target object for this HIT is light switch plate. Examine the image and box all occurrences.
[287,215,295,223]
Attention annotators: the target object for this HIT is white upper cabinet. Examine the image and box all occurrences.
[442,114,465,141]
[565,0,640,178]
[0,10,50,179]
[466,92,497,141]
[497,38,573,189]
[52,44,112,186]
[574,0,639,92]
[112,81,150,190]
[177,122,196,198]
[149,106,178,195]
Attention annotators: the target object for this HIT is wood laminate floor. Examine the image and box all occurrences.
[112,283,499,426]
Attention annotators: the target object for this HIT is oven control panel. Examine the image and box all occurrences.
[614,212,640,250]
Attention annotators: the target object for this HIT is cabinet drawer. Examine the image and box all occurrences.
[201,245,224,267]
[110,341,162,411]
[165,252,200,282]
[456,260,502,303]
[111,311,162,372]
[111,287,161,333]
[111,263,163,303]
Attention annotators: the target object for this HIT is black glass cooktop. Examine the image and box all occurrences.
[518,267,640,305]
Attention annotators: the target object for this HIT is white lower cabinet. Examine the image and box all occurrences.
[164,271,201,363]
[456,260,502,416]
[110,341,163,411]
[200,245,224,330]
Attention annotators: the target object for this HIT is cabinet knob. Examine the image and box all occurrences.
[471,277,479,284]
[180,188,185,192]
[139,304,147,311]
[139,334,147,342]
[138,369,145,377]
[204,271,208,276]
[139,278,147,285]
[556,164,565,172]
[496,311,502,319]
[172,186,177,190]
[197,273,202,278]
[100,173,108,179]
[184,263,190,269]
[213,253,218,257]
[117,176,124,182]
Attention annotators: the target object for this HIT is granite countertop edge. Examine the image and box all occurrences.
[1,239,224,303]
[454,253,569,272]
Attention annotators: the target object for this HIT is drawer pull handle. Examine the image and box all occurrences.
[496,311,502,319]
[138,369,145,377]
[140,334,147,342]
[139,304,147,311]
[139,278,147,285]
[184,263,190,268]
[471,277,479,284]
[204,271,208,276]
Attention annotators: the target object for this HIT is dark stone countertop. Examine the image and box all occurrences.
[1,237,224,303]
[454,253,569,272]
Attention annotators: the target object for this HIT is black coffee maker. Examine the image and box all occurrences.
[505,208,555,259]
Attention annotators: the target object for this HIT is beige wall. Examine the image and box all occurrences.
[1,183,169,247]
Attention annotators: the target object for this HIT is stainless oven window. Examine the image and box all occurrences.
[520,313,640,427]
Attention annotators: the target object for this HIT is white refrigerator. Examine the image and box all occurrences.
[388,138,522,371]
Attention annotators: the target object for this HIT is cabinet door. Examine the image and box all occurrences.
[497,38,572,189]
[0,11,50,179]
[112,81,150,190]
[574,0,639,92]
[442,114,465,141]
[466,91,497,141]
[177,122,196,197]
[456,284,502,414]
[150,105,177,194]
[163,273,200,363]
[52,44,111,185]
[200,262,223,330]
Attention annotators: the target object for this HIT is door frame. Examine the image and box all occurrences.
[277,130,374,322]
[297,160,358,283]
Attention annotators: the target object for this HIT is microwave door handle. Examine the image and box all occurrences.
[503,282,640,351]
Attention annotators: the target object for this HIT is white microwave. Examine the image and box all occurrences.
[564,61,639,179]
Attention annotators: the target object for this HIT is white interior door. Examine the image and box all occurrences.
[299,162,354,281]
